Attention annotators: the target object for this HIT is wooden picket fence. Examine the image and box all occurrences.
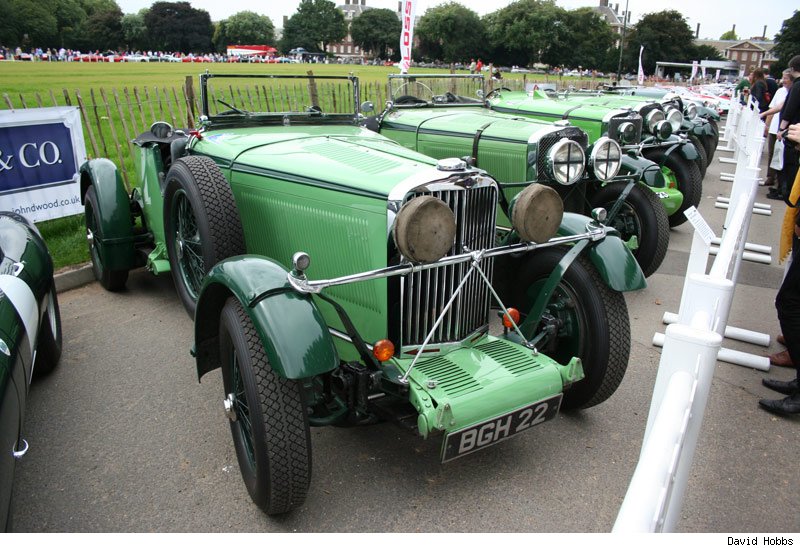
[0,74,534,190]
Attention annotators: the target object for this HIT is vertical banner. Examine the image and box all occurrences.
[0,107,86,222]
[701,66,707,80]
[637,45,645,85]
[715,69,721,81]
[690,60,699,82]
[399,0,417,74]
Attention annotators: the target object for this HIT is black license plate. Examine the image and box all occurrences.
[441,394,562,463]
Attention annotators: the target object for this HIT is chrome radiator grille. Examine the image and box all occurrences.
[400,184,498,347]
[536,127,589,182]
[607,114,643,143]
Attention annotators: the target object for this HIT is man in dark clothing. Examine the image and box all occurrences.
[761,121,800,416]
[777,56,800,200]
[767,74,779,99]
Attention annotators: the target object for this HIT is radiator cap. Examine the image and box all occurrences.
[436,158,467,171]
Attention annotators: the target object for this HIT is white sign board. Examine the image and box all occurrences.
[0,107,86,222]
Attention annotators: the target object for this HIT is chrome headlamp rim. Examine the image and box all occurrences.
[547,138,586,186]
[665,108,683,132]
[655,120,672,140]
[645,109,665,133]
[684,103,698,118]
[617,121,637,144]
[589,137,622,182]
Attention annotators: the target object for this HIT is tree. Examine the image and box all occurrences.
[483,0,566,67]
[691,43,723,61]
[544,7,614,69]
[82,5,123,51]
[720,29,738,40]
[623,10,696,74]
[350,8,401,60]
[279,0,346,53]
[415,2,485,63]
[54,0,88,48]
[121,10,148,51]
[0,0,59,47]
[144,1,213,53]
[772,10,800,76]
[213,11,275,52]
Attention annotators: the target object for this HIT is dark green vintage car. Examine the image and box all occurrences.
[486,88,702,227]
[0,212,62,531]
[79,74,645,515]
[364,74,671,277]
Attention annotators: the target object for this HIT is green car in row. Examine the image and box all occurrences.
[79,74,645,515]
[364,74,670,276]
[485,87,701,227]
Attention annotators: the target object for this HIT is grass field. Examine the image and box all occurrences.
[0,61,592,271]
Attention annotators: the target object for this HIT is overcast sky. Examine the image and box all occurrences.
[117,0,797,42]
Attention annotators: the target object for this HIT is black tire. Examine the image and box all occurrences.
[688,134,708,180]
[590,182,669,277]
[33,285,62,378]
[642,148,703,228]
[513,248,631,409]
[164,156,244,317]
[219,298,312,514]
[707,118,720,152]
[84,186,129,291]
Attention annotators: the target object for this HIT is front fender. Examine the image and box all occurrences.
[79,159,136,271]
[620,153,667,189]
[683,119,714,138]
[557,213,647,292]
[194,255,338,381]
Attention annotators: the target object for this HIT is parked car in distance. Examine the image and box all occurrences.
[79,73,644,516]
[0,212,62,531]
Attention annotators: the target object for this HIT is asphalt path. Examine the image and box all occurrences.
[9,142,800,532]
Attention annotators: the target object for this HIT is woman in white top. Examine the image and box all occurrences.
[763,70,794,192]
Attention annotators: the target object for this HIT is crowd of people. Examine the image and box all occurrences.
[756,54,800,416]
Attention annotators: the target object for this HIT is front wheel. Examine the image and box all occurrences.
[590,182,669,277]
[643,148,702,228]
[513,248,631,409]
[34,285,62,378]
[688,134,708,180]
[219,298,312,514]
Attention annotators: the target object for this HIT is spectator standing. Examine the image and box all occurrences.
[777,56,800,201]
[750,69,771,113]
[736,72,752,104]
[476,59,483,73]
[763,70,794,194]
[469,59,476,74]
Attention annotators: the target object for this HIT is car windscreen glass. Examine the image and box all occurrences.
[388,74,485,106]
[200,74,360,122]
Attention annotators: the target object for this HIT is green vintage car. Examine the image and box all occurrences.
[79,74,645,515]
[0,212,62,531]
[364,74,670,277]
[486,88,701,227]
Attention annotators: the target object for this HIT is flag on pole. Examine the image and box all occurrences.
[690,60,698,82]
[637,45,645,85]
[399,0,417,74]
[715,69,721,82]
[701,65,706,80]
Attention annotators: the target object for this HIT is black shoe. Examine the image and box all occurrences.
[758,394,800,416]
[762,378,799,395]
[766,190,784,200]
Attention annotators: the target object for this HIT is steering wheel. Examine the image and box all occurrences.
[485,87,511,99]
[393,80,434,100]
[216,99,245,115]
[306,105,323,115]
[394,95,426,105]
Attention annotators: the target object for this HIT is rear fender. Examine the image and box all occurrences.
[194,255,338,381]
[79,159,136,271]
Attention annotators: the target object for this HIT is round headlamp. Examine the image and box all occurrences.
[645,109,665,134]
[547,138,586,185]
[617,121,637,144]
[665,108,683,132]
[684,103,697,118]
[393,195,456,263]
[655,120,672,140]
[509,183,564,243]
[590,137,622,182]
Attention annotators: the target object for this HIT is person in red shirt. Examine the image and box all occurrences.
[476,59,483,73]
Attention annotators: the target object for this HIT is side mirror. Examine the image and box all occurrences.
[361,101,375,113]
[476,89,485,99]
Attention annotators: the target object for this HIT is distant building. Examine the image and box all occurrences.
[327,0,371,60]
[694,38,777,74]
[593,0,630,44]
